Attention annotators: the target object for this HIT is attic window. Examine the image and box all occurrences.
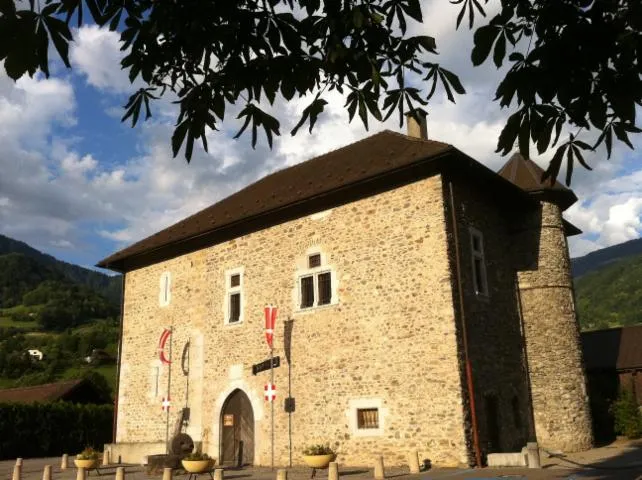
[308,253,321,268]
[225,268,244,325]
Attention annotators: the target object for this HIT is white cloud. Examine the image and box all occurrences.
[70,25,132,93]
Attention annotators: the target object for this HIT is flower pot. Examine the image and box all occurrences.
[181,459,213,473]
[302,454,336,469]
[74,459,99,470]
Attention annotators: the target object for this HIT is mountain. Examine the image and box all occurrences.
[571,238,642,278]
[0,234,121,304]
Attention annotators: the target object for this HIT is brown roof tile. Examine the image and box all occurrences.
[581,324,642,371]
[497,153,578,209]
[98,131,453,270]
[0,380,84,404]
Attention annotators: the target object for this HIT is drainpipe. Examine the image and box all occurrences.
[113,272,126,444]
[447,180,482,468]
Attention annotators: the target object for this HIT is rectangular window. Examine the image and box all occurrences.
[318,272,332,305]
[229,293,241,323]
[159,272,171,306]
[357,408,379,429]
[300,276,314,308]
[225,269,244,324]
[470,229,488,296]
[308,253,321,268]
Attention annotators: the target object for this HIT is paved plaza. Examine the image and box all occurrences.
[2,441,641,480]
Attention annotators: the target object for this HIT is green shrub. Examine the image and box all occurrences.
[610,387,642,439]
[0,402,113,459]
[302,444,335,455]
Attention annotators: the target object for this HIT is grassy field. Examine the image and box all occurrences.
[0,317,38,329]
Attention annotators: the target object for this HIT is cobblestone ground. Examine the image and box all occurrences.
[2,441,641,480]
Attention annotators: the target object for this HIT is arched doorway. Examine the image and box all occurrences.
[220,389,255,466]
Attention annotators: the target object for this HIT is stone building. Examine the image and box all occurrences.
[98,114,593,468]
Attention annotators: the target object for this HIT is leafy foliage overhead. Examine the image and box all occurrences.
[1,0,640,184]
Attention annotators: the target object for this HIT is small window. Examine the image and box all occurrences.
[318,272,332,305]
[225,268,244,324]
[357,408,379,429]
[300,276,314,308]
[308,253,321,268]
[470,228,488,296]
[159,272,171,306]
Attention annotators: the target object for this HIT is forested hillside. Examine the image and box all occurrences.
[0,234,121,394]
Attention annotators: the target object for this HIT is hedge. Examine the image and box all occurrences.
[0,402,113,459]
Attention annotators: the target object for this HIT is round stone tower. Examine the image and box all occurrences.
[498,153,593,452]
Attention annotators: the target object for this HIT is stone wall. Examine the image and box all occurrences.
[513,200,593,452]
[442,178,532,461]
[116,174,471,467]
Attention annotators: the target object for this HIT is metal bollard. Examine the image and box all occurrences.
[374,456,385,480]
[43,465,52,480]
[408,450,420,474]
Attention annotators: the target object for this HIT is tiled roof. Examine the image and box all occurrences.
[0,379,85,404]
[581,324,642,371]
[497,152,577,209]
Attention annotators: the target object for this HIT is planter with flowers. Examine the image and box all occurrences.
[302,444,336,469]
[181,452,214,473]
[74,447,101,470]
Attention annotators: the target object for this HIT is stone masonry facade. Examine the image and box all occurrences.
[116,175,472,467]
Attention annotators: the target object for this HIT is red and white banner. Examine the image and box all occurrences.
[162,396,171,411]
[158,328,172,364]
[264,383,276,402]
[264,305,277,349]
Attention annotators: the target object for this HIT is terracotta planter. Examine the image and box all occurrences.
[181,459,213,473]
[74,459,99,470]
[302,454,336,469]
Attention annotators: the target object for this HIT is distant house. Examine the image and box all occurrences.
[581,325,642,439]
[27,349,44,361]
[0,379,111,405]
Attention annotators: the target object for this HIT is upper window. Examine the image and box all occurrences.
[469,228,488,296]
[225,268,244,325]
[159,272,171,306]
[357,408,380,430]
[299,253,334,309]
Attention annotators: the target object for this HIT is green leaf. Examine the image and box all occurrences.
[493,33,506,68]
[171,121,190,158]
[291,97,328,135]
[441,68,466,95]
[471,25,500,66]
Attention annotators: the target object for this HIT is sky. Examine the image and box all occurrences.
[0,2,641,274]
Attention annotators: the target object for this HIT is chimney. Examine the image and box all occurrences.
[406,108,428,140]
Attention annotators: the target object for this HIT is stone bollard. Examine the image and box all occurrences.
[43,465,52,480]
[115,467,125,480]
[102,450,110,466]
[76,467,86,480]
[526,442,541,469]
[61,454,69,470]
[162,467,173,480]
[214,469,224,480]
[328,462,339,480]
[12,464,21,480]
[276,469,287,480]
[407,451,420,474]
[374,456,385,480]
[16,459,23,467]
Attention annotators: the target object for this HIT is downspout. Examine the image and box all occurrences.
[447,180,482,467]
[113,272,126,444]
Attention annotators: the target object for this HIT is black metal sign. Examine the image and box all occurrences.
[252,356,280,375]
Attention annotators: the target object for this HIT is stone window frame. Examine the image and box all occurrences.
[159,271,172,307]
[224,267,245,326]
[294,249,338,312]
[346,398,386,437]
[148,359,163,400]
[469,227,489,297]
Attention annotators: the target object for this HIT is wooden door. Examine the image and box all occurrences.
[221,389,254,466]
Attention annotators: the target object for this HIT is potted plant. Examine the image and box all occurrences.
[302,444,336,468]
[74,447,101,469]
[181,452,214,473]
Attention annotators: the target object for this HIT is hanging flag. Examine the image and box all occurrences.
[158,328,172,364]
[264,383,277,402]
[264,305,277,349]
[162,396,171,411]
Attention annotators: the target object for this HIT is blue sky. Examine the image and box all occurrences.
[0,4,641,274]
